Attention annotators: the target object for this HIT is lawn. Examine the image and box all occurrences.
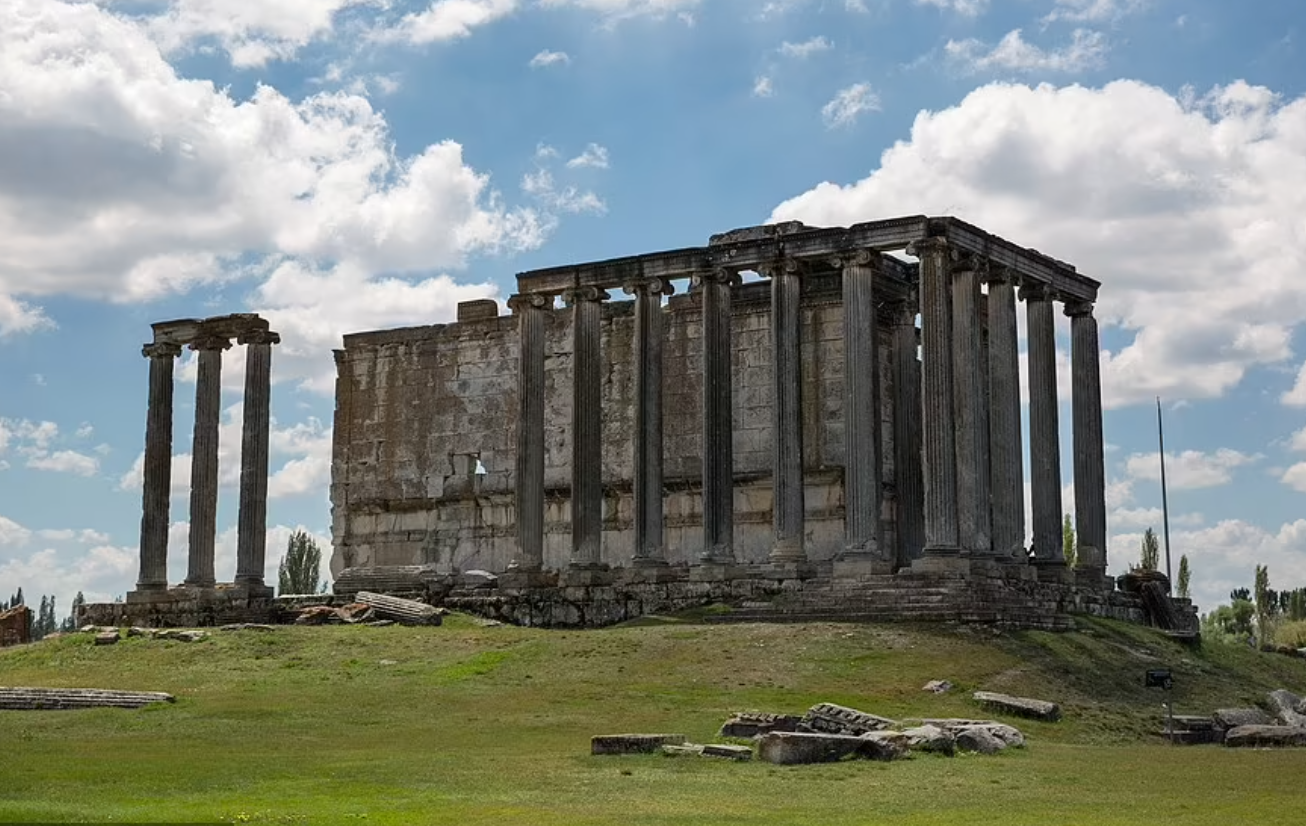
[2,614,1306,825]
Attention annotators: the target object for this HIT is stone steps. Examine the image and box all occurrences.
[0,686,175,710]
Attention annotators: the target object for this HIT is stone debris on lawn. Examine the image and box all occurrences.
[93,631,119,645]
[801,702,897,736]
[154,629,209,642]
[922,680,953,694]
[661,743,753,761]
[354,592,443,626]
[719,712,803,739]
[592,734,687,755]
[1265,689,1306,728]
[757,731,905,765]
[901,724,956,756]
[218,623,276,632]
[1213,708,1272,730]
[972,691,1062,722]
[1224,725,1306,748]
[916,719,1026,748]
[955,727,1006,755]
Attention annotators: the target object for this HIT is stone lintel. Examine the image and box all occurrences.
[153,314,270,346]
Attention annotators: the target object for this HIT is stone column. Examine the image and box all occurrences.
[987,269,1026,562]
[133,342,182,596]
[567,286,607,570]
[837,251,888,572]
[234,329,280,595]
[1022,283,1064,566]
[185,332,232,588]
[693,269,739,564]
[509,294,549,572]
[1067,300,1108,574]
[769,260,806,564]
[951,257,991,556]
[625,278,674,566]
[890,298,925,567]
[908,237,960,559]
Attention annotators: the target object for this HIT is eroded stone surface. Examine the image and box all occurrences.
[592,734,687,755]
[955,727,1006,754]
[757,731,893,765]
[972,691,1061,722]
[1224,725,1306,748]
[802,702,898,735]
[1213,708,1272,730]
[720,712,803,739]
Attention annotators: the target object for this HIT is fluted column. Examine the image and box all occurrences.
[1022,283,1064,565]
[625,278,674,565]
[769,260,806,563]
[185,332,231,588]
[1067,300,1107,573]
[839,251,885,562]
[567,287,607,569]
[890,298,924,567]
[509,294,549,571]
[986,269,1026,562]
[909,237,960,556]
[235,329,280,593]
[134,342,182,594]
[952,257,990,555]
[693,269,739,563]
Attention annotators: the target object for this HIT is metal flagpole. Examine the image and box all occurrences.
[1157,397,1173,591]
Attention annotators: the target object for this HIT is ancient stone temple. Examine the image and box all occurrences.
[323,216,1168,630]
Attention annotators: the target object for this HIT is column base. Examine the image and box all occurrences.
[1072,566,1111,590]
[690,562,740,582]
[762,561,817,580]
[1031,559,1073,584]
[620,564,685,585]
[832,554,895,577]
[921,543,962,558]
[630,556,669,568]
[231,579,275,598]
[499,569,558,589]
[126,587,180,604]
[560,565,613,587]
[967,557,1006,578]
[768,537,807,564]
[911,554,971,574]
[698,545,735,565]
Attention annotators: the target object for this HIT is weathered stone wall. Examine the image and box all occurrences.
[0,604,31,647]
[330,274,900,576]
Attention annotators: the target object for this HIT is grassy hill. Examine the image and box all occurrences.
[3,613,1306,824]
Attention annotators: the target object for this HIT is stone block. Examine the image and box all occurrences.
[702,743,754,760]
[1213,708,1272,730]
[561,567,614,587]
[1224,725,1306,748]
[719,712,803,739]
[591,734,687,755]
[802,702,898,735]
[690,563,740,582]
[972,691,1061,722]
[832,557,895,578]
[955,727,1006,754]
[756,731,892,765]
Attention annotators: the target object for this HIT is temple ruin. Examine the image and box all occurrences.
[324,216,1173,629]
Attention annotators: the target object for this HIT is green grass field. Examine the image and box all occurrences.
[3,613,1306,825]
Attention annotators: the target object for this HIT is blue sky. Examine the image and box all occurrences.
[1,0,1304,614]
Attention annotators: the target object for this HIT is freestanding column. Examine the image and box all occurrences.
[693,269,738,563]
[625,278,674,566]
[1067,300,1107,573]
[567,286,607,569]
[890,298,925,567]
[986,269,1026,562]
[839,251,885,564]
[235,329,280,593]
[769,260,806,563]
[134,342,182,594]
[185,332,231,588]
[509,294,549,571]
[909,237,960,557]
[951,257,990,555]
[1022,283,1064,566]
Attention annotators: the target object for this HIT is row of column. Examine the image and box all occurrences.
[508,242,1106,573]
[135,329,280,593]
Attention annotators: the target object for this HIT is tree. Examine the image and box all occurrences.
[1254,564,1273,649]
[1291,590,1306,622]
[1177,555,1191,600]
[1139,528,1159,572]
[1062,514,1077,568]
[61,591,86,633]
[279,530,322,596]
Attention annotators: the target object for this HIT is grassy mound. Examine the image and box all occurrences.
[3,614,1306,824]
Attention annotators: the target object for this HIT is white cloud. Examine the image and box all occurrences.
[26,449,100,477]
[770,80,1306,410]
[538,0,701,23]
[0,516,32,546]
[916,0,988,16]
[778,36,833,59]
[1123,448,1259,490]
[821,83,881,128]
[946,28,1107,74]
[1043,0,1147,25]
[846,0,868,11]
[379,0,518,45]
[74,423,94,439]
[566,143,610,169]
[1281,363,1306,407]
[753,76,775,98]
[530,49,571,68]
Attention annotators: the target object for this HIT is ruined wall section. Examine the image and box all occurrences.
[331,280,902,575]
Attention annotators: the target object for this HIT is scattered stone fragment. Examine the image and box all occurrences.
[1266,689,1306,727]
[702,743,753,761]
[801,702,897,735]
[1213,708,1272,730]
[857,731,910,761]
[661,743,705,757]
[1224,725,1306,748]
[972,691,1061,722]
[365,619,396,627]
[355,591,443,626]
[294,605,342,625]
[0,686,174,710]
[922,680,953,694]
[457,570,499,589]
[338,603,375,623]
[757,731,899,765]
[93,631,119,646]
[378,659,398,666]
[719,712,803,739]
[956,727,1006,755]
[127,627,154,638]
[918,719,1026,748]
[472,617,504,627]
[218,623,276,632]
[591,734,687,755]
[901,724,956,756]
[154,629,208,642]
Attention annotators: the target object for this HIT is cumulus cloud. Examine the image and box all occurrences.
[1123,448,1259,490]
[529,49,571,68]
[538,0,701,23]
[753,76,775,98]
[378,0,518,45]
[945,28,1108,74]
[26,449,100,477]
[778,36,833,59]
[770,80,1306,410]
[1042,0,1148,25]
[821,83,881,128]
[916,0,988,16]
[566,143,610,169]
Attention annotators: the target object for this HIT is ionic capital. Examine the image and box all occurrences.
[622,278,676,299]
[1063,300,1095,319]
[507,293,551,314]
[562,286,608,305]
[689,268,741,290]
[951,253,985,278]
[238,329,281,347]
[905,236,948,258]
[189,333,232,352]
[1018,282,1056,303]
[142,342,183,360]
[828,249,877,270]
[982,263,1017,286]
